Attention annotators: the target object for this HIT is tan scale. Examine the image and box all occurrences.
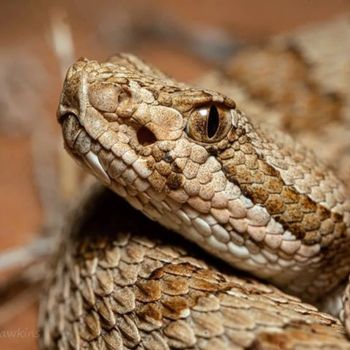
[39,185,350,349]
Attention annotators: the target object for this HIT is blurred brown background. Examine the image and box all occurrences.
[0,1,349,349]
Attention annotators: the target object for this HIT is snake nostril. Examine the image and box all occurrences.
[137,126,157,146]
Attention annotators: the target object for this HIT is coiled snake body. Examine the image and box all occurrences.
[39,16,350,349]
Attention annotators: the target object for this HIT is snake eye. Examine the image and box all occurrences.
[187,104,232,143]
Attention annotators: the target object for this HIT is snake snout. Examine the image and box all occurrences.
[61,112,82,150]
[57,60,89,123]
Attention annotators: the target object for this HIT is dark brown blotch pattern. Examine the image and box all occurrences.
[39,188,349,349]
[221,135,345,244]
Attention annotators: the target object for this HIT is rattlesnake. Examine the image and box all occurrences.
[39,15,350,349]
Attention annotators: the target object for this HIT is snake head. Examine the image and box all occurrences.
[58,54,350,299]
[57,53,241,200]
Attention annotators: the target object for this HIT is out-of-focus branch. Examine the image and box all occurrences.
[0,236,54,271]
[50,7,83,202]
[50,7,75,79]
[0,259,47,326]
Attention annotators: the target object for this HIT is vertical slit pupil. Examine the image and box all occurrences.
[207,105,219,138]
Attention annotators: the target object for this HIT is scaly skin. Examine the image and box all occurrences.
[57,51,350,306]
[38,184,350,349]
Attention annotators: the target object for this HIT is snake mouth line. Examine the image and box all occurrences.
[61,113,111,184]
